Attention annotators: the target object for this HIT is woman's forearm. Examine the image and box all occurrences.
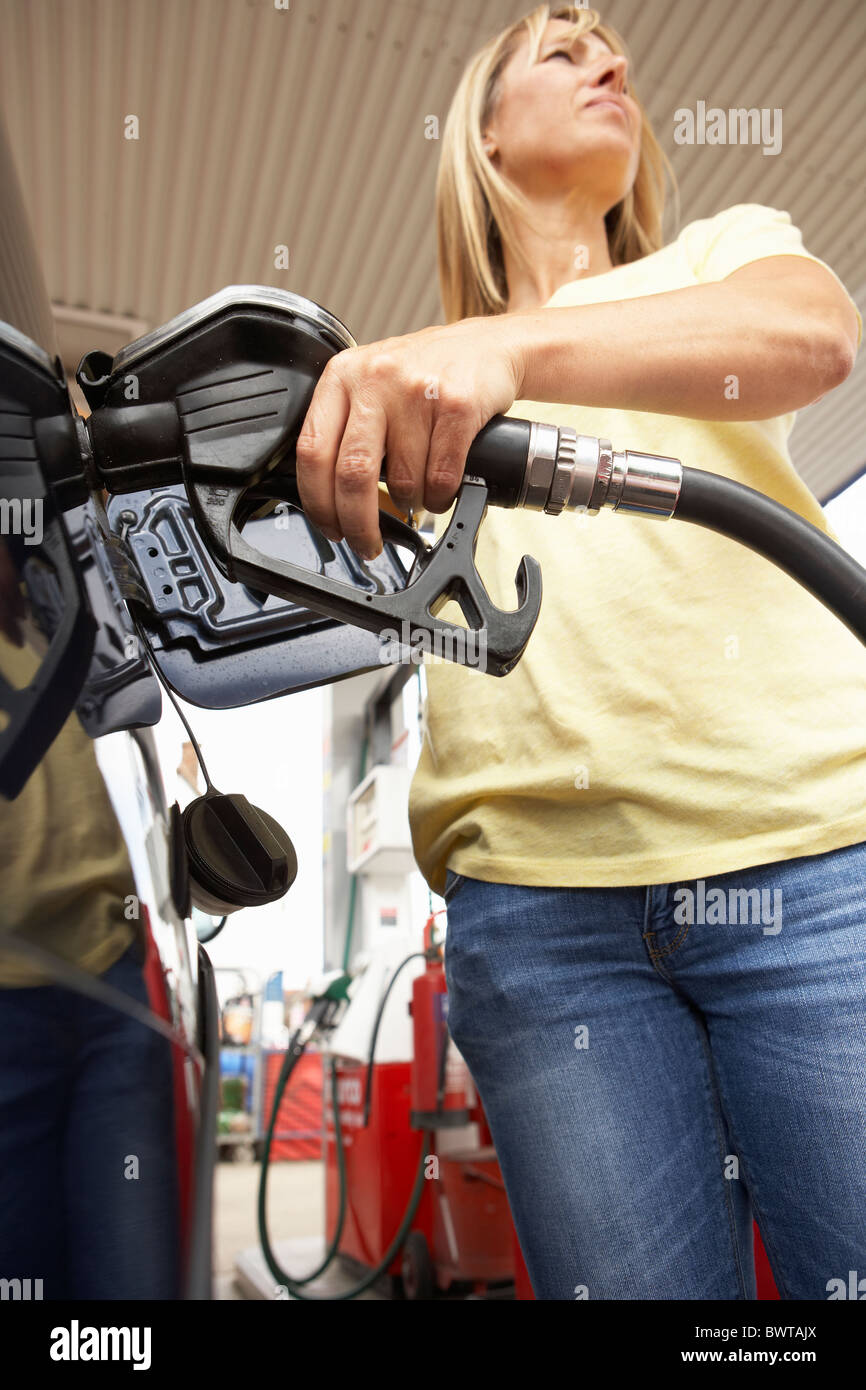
[294,257,858,555]
[504,259,857,422]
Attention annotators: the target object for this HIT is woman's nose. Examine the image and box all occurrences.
[589,53,629,96]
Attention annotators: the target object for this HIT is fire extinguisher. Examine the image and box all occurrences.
[409,913,473,1129]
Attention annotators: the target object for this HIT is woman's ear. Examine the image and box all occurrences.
[482,132,497,160]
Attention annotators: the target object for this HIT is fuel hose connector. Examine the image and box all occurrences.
[516,423,683,519]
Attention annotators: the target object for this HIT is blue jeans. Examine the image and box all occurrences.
[0,941,181,1299]
[442,841,866,1300]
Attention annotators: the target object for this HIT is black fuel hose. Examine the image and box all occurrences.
[257,951,437,1301]
[257,1047,349,1293]
[674,467,866,649]
[456,427,866,657]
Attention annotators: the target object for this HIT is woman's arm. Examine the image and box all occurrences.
[295,256,858,558]
[510,256,859,421]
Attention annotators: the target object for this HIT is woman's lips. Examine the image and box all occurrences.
[584,99,628,119]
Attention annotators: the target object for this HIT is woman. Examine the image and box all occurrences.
[296,5,865,1300]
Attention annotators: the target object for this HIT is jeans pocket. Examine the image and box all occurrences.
[444,868,467,904]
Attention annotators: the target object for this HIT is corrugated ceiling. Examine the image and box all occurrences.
[0,0,863,499]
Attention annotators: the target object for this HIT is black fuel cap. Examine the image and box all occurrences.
[182,791,297,915]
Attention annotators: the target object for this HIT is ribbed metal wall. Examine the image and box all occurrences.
[1,0,863,498]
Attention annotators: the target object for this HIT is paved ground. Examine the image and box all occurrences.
[213,1156,324,1299]
[211,1152,514,1300]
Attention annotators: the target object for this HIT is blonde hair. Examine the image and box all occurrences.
[435,4,678,322]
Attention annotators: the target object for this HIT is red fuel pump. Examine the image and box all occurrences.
[403,915,518,1296]
[324,913,521,1297]
[409,914,471,1129]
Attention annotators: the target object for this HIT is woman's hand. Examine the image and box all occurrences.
[295,316,526,559]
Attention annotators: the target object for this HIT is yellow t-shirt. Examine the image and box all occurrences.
[0,637,138,987]
[408,203,866,897]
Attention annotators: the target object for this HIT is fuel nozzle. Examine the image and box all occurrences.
[513,424,683,519]
[68,284,688,679]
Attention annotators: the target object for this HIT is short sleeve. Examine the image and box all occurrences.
[680,203,862,348]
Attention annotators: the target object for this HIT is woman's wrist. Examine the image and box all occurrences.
[487,303,597,406]
[471,309,537,402]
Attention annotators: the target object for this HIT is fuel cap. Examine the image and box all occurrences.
[182,791,297,916]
